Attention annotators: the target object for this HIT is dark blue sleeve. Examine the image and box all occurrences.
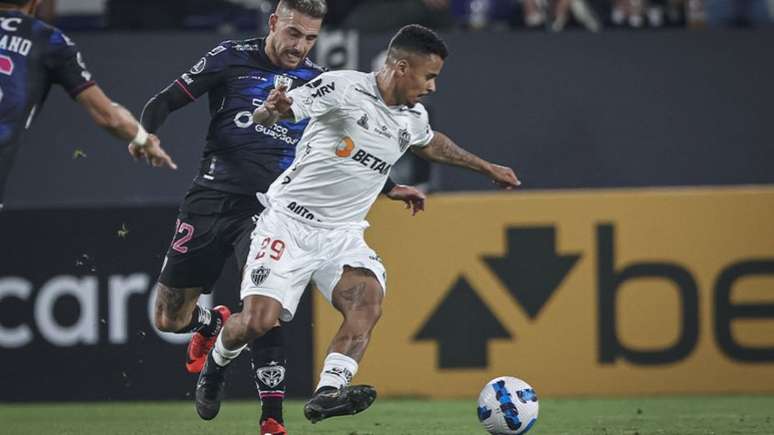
[172,42,231,101]
[44,29,95,98]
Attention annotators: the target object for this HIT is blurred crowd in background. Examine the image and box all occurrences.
[34,0,774,33]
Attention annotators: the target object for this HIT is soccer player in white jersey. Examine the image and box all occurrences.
[194,24,520,423]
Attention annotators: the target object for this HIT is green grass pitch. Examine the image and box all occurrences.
[2,396,774,434]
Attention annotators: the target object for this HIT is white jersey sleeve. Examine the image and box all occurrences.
[409,105,434,148]
[288,71,352,122]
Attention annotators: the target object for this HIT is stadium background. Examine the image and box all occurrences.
[1,0,773,431]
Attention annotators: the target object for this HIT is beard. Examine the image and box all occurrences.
[281,49,303,67]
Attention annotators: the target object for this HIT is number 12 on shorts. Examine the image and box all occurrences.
[255,237,285,261]
[172,219,194,254]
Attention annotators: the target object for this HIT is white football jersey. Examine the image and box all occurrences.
[262,70,433,226]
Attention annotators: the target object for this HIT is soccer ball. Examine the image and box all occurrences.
[477,376,539,435]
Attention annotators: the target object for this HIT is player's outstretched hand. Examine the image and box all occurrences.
[128,134,178,170]
[486,163,520,189]
[386,184,426,216]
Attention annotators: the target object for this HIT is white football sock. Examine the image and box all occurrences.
[212,332,246,367]
[315,352,359,392]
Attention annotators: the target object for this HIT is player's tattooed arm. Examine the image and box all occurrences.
[412,130,487,171]
[412,130,521,189]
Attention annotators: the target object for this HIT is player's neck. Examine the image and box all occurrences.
[375,70,402,107]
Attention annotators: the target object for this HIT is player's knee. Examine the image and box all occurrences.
[355,282,384,323]
[154,312,185,332]
[152,283,202,332]
[334,270,385,318]
[363,301,383,323]
[153,298,180,332]
[344,299,382,328]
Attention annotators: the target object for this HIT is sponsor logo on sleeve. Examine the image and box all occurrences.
[208,45,226,56]
[190,57,207,75]
[76,52,92,81]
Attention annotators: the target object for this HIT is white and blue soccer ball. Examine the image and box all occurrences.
[477,376,539,435]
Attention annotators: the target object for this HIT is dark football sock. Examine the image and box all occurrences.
[176,305,221,336]
[251,325,286,424]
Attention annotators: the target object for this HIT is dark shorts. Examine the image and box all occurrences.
[159,184,263,292]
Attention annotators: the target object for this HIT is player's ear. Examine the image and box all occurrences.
[268,14,279,33]
[396,59,409,77]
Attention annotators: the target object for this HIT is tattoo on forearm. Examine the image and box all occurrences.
[424,132,485,171]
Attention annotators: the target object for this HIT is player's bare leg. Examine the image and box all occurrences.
[304,266,382,423]
[153,283,203,332]
[196,295,283,420]
[221,295,284,347]
[326,267,384,360]
[153,283,231,374]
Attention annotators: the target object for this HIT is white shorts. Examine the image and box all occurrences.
[240,208,387,322]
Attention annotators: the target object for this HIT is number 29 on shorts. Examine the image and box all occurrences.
[255,237,286,261]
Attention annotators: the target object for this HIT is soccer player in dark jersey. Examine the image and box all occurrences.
[0,0,176,211]
[140,1,424,433]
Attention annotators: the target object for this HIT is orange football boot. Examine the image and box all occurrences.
[186,305,231,374]
[260,418,287,435]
